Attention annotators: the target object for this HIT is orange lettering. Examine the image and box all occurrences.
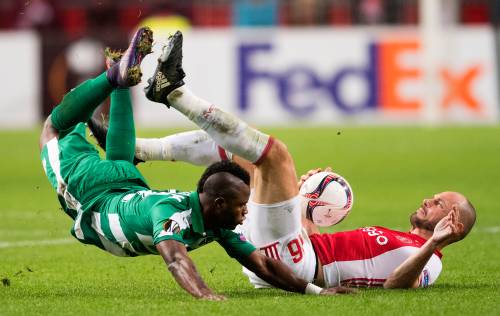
[379,40,421,111]
[440,66,482,112]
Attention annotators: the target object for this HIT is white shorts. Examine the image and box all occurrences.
[238,195,317,288]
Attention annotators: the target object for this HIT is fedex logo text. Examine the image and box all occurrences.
[238,40,483,116]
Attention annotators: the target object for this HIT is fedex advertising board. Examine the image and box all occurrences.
[134,28,498,126]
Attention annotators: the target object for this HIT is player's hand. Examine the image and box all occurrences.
[298,167,333,188]
[200,293,227,301]
[431,207,463,248]
[320,286,357,295]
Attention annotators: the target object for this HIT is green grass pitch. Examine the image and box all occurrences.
[1,127,499,315]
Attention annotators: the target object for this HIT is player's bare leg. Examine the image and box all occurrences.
[249,140,298,203]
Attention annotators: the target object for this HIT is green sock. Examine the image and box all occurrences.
[106,88,135,163]
[51,72,113,131]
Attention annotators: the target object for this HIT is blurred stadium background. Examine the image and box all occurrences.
[1,1,500,315]
[1,0,499,128]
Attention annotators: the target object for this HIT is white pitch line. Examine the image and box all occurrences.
[479,226,500,234]
[0,238,75,249]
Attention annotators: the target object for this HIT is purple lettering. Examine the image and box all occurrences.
[238,43,274,111]
[277,66,321,116]
[237,42,380,116]
[326,43,378,114]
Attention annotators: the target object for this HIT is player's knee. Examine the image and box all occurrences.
[39,116,58,150]
[262,139,293,168]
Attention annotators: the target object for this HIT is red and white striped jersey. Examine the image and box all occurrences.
[310,226,443,288]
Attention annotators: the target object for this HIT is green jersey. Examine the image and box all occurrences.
[82,189,255,259]
[41,123,256,260]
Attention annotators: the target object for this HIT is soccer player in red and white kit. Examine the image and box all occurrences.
[91,31,476,291]
[299,178,475,288]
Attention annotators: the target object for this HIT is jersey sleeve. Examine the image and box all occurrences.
[418,254,443,287]
[151,203,187,245]
[217,229,256,259]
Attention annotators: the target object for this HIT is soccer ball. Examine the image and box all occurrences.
[299,171,354,227]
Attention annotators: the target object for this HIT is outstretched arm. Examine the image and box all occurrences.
[238,251,354,295]
[383,208,463,289]
[383,237,439,289]
[156,240,226,300]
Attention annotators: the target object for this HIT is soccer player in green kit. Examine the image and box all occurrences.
[39,27,350,300]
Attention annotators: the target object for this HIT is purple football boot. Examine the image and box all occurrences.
[106,27,153,88]
[103,47,123,70]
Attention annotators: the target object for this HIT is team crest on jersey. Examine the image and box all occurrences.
[158,210,191,238]
[238,234,247,242]
[164,220,181,235]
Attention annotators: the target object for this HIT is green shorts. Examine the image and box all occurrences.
[41,123,149,217]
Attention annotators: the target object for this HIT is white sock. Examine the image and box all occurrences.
[167,86,272,164]
[135,130,232,166]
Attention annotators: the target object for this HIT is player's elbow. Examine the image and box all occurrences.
[259,139,294,173]
[253,256,271,277]
[245,252,274,279]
